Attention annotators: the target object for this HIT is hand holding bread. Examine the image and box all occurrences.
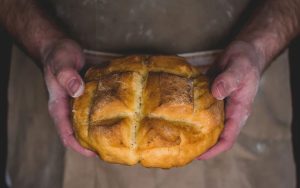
[72,55,224,168]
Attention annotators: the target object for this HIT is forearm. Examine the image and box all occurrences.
[234,0,300,72]
[0,0,66,62]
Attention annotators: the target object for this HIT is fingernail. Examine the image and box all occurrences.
[68,79,83,97]
[216,82,225,100]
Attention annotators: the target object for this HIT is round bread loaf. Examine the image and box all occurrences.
[72,55,224,168]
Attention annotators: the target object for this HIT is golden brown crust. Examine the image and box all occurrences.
[72,81,98,151]
[148,56,200,77]
[137,118,223,168]
[72,55,224,168]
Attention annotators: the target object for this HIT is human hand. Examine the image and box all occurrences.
[43,38,96,157]
[198,41,264,160]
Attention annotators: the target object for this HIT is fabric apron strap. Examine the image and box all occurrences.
[83,49,222,66]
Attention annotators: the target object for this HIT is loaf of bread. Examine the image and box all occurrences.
[72,55,224,168]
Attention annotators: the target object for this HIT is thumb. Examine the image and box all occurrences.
[44,39,85,98]
[55,67,85,98]
[211,66,243,100]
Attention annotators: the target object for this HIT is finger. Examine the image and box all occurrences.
[197,118,238,160]
[56,67,85,98]
[197,93,251,160]
[57,117,97,157]
[211,66,243,100]
[45,66,96,157]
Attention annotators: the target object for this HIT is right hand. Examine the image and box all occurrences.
[43,38,96,157]
[198,41,263,160]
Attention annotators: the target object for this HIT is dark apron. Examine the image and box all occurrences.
[49,0,250,53]
[7,1,295,187]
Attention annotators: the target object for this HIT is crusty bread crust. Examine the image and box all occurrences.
[72,55,224,168]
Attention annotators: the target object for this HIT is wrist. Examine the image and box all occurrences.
[235,33,279,63]
[235,32,287,74]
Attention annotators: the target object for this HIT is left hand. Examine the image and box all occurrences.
[198,41,264,160]
[43,38,97,157]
